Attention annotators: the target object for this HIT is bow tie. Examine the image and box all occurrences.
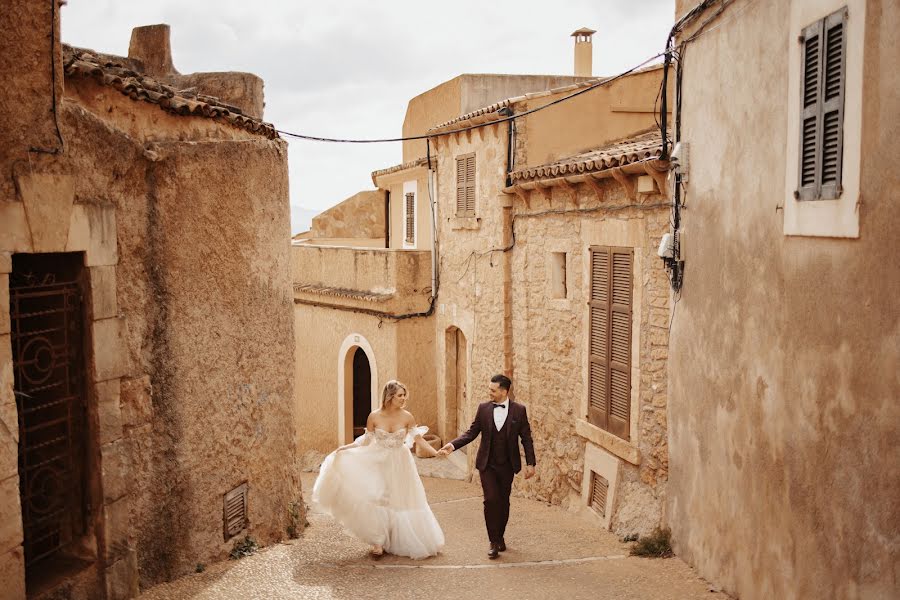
[492,403,506,409]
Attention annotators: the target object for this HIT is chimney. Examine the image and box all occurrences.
[571,27,596,77]
[128,24,178,76]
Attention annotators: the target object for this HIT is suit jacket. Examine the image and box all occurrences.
[450,400,536,473]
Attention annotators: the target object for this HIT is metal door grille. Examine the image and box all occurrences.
[10,268,86,568]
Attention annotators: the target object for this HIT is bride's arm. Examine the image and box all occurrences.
[406,414,438,458]
[336,414,375,452]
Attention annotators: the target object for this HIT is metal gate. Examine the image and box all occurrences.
[10,265,86,568]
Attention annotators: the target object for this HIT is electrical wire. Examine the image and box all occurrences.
[276,51,669,144]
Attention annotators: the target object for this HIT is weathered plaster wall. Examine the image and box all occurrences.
[667,1,900,599]
[0,15,300,592]
[403,74,589,162]
[381,169,433,251]
[519,67,669,168]
[310,189,385,240]
[133,138,298,584]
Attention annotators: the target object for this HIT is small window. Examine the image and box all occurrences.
[797,7,847,201]
[455,154,476,217]
[550,252,567,299]
[224,482,248,540]
[589,471,609,517]
[404,192,416,246]
[588,246,633,441]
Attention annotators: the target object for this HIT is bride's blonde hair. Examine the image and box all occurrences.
[381,380,408,409]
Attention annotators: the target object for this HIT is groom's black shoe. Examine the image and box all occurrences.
[487,543,500,559]
[498,539,506,552]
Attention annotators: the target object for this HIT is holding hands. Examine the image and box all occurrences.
[437,443,454,457]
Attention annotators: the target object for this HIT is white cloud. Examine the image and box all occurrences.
[61,0,675,232]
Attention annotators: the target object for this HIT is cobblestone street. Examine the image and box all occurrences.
[137,474,729,600]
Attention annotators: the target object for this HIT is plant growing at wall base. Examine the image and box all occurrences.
[629,527,673,558]
[287,500,307,539]
[229,535,259,560]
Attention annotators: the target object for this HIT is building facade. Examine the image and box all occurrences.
[1,9,299,599]
[667,0,899,598]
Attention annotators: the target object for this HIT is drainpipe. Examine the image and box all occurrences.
[384,190,390,248]
[426,139,438,304]
[499,109,515,382]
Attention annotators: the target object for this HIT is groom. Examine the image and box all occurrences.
[439,374,536,559]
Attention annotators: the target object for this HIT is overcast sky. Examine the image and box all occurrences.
[61,0,675,233]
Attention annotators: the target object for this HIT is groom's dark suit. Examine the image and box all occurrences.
[450,400,536,546]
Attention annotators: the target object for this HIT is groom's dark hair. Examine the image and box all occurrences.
[491,374,512,391]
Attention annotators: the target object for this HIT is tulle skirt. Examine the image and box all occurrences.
[312,442,445,559]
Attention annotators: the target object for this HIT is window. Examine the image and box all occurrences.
[404,192,415,246]
[589,471,609,517]
[550,252,567,299]
[797,7,847,201]
[588,246,633,440]
[455,154,476,217]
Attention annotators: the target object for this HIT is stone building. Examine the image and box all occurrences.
[425,67,672,534]
[666,0,899,599]
[294,30,675,533]
[1,6,299,599]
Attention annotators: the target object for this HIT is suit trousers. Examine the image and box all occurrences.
[479,463,515,544]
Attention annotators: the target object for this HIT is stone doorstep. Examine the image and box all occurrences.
[105,548,138,600]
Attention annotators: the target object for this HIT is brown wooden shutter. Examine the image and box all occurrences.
[820,8,847,199]
[798,7,847,201]
[465,155,476,215]
[456,158,466,215]
[588,246,632,440]
[404,192,415,245]
[589,471,609,517]
[609,249,633,440]
[456,154,476,217]
[589,247,610,430]
[224,483,248,540]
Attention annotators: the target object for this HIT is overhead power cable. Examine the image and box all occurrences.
[276,51,669,144]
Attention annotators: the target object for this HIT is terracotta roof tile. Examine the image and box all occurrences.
[509,129,665,184]
[371,157,430,184]
[63,45,278,139]
[293,284,393,303]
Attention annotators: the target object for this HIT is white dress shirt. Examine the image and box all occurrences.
[493,398,509,431]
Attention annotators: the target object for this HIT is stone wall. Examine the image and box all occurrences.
[432,120,671,534]
[0,12,300,596]
[310,190,385,241]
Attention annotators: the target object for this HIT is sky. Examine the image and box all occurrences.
[60,0,675,233]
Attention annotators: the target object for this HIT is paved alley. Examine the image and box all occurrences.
[136,474,729,600]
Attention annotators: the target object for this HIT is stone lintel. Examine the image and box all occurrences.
[18,173,76,253]
[575,418,641,465]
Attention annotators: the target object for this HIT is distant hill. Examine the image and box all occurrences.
[290,206,319,235]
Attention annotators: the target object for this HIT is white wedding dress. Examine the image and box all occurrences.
[312,426,445,559]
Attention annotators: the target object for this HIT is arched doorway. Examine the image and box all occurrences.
[444,327,468,448]
[351,348,371,438]
[337,334,378,445]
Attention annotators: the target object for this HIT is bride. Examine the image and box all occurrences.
[312,380,445,559]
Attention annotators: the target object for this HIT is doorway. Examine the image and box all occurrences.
[445,327,468,449]
[351,347,371,438]
[9,253,92,590]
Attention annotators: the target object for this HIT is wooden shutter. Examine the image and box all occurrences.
[589,471,609,517]
[588,246,632,440]
[820,8,846,199]
[224,483,248,540]
[797,7,847,201]
[456,154,476,217]
[404,192,415,245]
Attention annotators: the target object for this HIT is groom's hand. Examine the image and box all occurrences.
[437,443,454,456]
[523,465,535,479]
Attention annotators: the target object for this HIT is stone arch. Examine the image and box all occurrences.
[337,334,379,445]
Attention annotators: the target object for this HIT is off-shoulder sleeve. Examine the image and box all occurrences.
[352,430,373,446]
[404,425,429,449]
